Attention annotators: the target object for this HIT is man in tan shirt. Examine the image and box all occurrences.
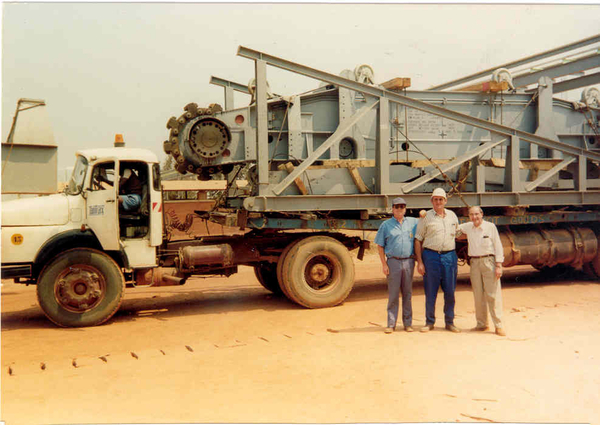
[414,188,460,333]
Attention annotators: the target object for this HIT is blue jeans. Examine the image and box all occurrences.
[422,249,457,326]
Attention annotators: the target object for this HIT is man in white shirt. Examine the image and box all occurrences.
[458,206,506,336]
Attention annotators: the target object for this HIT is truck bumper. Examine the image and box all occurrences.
[1,264,32,280]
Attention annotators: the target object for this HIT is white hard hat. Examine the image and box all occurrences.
[431,188,447,199]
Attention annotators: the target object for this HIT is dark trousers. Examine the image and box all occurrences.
[386,258,415,328]
[422,249,457,326]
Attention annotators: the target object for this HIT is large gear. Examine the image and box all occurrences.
[164,103,230,176]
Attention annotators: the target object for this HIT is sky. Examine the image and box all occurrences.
[2,2,600,175]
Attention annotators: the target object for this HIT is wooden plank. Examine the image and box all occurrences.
[456,81,508,93]
[409,159,452,168]
[162,180,226,191]
[347,166,369,193]
[381,77,411,90]
[280,162,308,195]
[162,179,249,192]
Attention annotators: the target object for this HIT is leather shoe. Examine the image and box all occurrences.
[384,327,394,334]
[495,328,506,337]
[470,325,490,332]
[420,324,434,333]
[405,326,414,332]
[445,324,461,333]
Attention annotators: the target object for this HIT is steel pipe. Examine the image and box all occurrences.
[501,226,597,268]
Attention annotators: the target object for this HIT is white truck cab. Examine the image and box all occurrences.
[1,147,164,326]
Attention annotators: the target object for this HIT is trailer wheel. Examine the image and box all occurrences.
[254,263,283,294]
[279,236,355,308]
[36,248,125,327]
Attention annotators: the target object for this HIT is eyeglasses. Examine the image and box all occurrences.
[393,205,406,209]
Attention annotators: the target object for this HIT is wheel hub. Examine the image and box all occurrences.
[305,256,335,290]
[55,265,106,312]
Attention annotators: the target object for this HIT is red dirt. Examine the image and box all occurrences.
[2,255,599,424]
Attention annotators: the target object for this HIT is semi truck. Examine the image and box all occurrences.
[2,34,599,327]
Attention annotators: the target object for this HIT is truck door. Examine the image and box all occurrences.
[86,160,120,250]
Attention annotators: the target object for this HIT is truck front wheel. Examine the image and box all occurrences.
[36,248,125,327]
[279,236,355,308]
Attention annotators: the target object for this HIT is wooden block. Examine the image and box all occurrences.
[381,77,411,90]
[283,162,308,195]
[456,81,508,93]
[347,166,369,194]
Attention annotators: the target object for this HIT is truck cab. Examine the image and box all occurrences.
[1,148,163,326]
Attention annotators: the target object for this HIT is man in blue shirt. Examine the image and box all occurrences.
[375,197,420,333]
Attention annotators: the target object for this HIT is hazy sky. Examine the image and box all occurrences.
[2,2,599,172]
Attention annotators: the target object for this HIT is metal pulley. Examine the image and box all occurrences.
[354,64,375,85]
[247,78,275,103]
[492,68,515,90]
[581,87,600,108]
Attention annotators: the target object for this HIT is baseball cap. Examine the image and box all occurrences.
[392,197,407,206]
[431,188,447,199]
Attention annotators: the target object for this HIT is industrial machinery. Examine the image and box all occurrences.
[2,34,599,327]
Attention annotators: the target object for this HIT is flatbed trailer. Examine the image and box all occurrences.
[2,34,599,327]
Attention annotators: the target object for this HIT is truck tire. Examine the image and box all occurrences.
[36,248,125,327]
[279,236,355,308]
[254,263,283,294]
[276,238,303,300]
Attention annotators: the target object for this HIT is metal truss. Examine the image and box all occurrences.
[233,45,599,213]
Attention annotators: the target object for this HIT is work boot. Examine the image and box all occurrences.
[420,324,434,333]
[470,325,490,332]
[495,328,506,337]
[445,324,461,333]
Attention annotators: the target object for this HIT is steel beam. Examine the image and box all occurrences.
[550,71,600,94]
[513,53,600,88]
[430,33,600,90]
[245,211,600,231]
[237,46,600,163]
[242,191,600,212]
[255,60,269,195]
[209,76,251,94]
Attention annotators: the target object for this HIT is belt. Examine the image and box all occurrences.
[388,256,414,261]
[424,248,454,255]
[469,254,495,259]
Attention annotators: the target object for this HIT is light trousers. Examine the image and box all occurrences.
[386,258,415,328]
[470,256,503,328]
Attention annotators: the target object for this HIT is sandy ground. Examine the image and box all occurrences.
[1,254,599,425]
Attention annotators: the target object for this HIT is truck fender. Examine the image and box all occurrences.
[33,230,128,278]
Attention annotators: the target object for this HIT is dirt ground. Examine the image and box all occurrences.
[1,254,599,425]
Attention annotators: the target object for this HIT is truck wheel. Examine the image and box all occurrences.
[36,248,125,327]
[279,236,355,308]
[254,263,283,294]
[276,238,303,300]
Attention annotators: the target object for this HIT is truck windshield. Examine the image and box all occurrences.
[65,156,88,195]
